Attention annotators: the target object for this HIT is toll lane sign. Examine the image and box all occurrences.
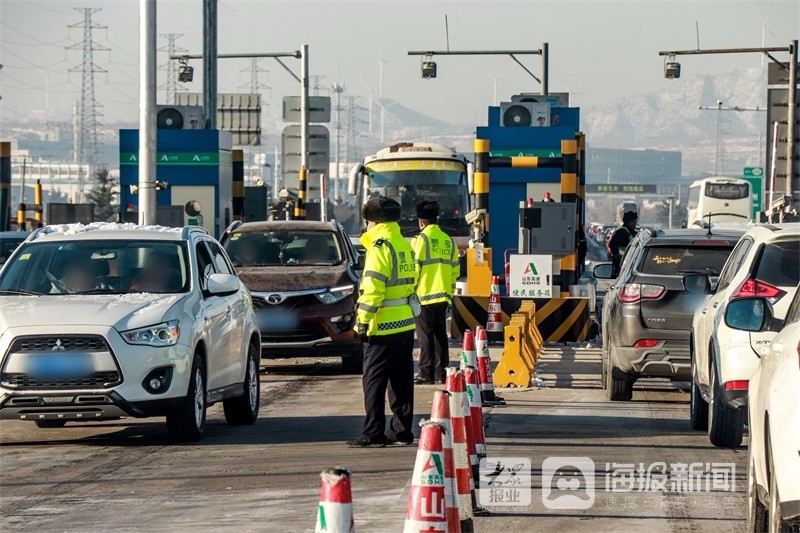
[509,254,553,298]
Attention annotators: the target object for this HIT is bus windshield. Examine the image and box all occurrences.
[365,162,470,237]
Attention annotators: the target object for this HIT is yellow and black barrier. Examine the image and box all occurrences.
[294,166,307,219]
[494,302,545,387]
[452,294,589,343]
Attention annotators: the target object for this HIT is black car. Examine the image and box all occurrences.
[594,227,745,401]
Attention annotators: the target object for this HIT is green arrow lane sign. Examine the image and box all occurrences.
[489,149,562,158]
[120,151,230,165]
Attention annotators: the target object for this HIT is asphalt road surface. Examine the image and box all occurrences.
[0,345,747,532]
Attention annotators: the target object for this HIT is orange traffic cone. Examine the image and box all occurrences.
[460,330,477,369]
[430,391,461,533]
[403,420,449,533]
[486,275,503,333]
[445,368,474,531]
[463,367,487,459]
[315,467,355,533]
[475,327,505,406]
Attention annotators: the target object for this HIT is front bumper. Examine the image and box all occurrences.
[0,390,184,421]
[260,336,360,357]
[0,325,194,421]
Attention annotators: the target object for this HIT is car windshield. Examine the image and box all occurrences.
[639,245,734,276]
[225,230,342,267]
[0,239,189,295]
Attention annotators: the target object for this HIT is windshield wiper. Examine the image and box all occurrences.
[70,288,126,295]
[0,288,43,296]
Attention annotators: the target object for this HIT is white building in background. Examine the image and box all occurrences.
[10,151,91,204]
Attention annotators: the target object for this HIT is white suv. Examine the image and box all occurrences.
[690,223,800,447]
[727,286,800,531]
[0,223,261,442]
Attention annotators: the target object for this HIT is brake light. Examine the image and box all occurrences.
[634,339,659,348]
[723,380,749,391]
[732,278,786,301]
[693,240,731,246]
[620,283,665,303]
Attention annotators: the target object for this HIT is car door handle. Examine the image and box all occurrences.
[771,341,783,353]
[701,308,707,314]
[712,302,720,308]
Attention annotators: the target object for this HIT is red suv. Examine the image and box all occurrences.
[221,220,363,373]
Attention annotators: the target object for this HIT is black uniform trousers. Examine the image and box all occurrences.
[415,301,450,381]
[360,329,415,442]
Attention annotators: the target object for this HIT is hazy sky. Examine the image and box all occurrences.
[1,0,798,127]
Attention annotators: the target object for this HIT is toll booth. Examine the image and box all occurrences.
[118,129,233,238]
[453,99,590,343]
[476,104,582,275]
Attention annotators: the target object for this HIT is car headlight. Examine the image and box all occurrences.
[316,285,355,305]
[121,320,180,347]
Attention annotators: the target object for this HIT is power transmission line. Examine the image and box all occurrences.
[158,33,187,104]
[698,102,766,175]
[66,7,109,200]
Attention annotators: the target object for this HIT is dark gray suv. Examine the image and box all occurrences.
[595,228,744,401]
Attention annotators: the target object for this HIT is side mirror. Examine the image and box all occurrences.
[593,263,615,280]
[724,297,773,332]
[347,164,363,196]
[207,273,240,295]
[683,274,710,294]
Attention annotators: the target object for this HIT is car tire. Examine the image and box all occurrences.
[167,354,206,443]
[342,344,364,375]
[689,345,709,430]
[223,343,260,426]
[747,444,768,532]
[35,420,67,428]
[606,357,633,401]
[707,358,745,448]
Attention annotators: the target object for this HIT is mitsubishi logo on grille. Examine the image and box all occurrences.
[266,294,284,305]
[52,339,66,351]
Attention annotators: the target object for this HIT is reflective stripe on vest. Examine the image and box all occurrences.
[420,291,449,302]
[377,317,416,331]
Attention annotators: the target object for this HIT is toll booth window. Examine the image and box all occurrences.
[639,246,734,276]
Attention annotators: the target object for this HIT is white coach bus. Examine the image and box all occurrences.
[687,176,753,226]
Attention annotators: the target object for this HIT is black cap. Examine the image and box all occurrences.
[362,197,402,223]
[415,200,439,221]
[622,211,638,223]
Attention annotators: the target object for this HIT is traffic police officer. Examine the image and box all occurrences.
[608,210,638,276]
[348,197,419,448]
[411,200,460,384]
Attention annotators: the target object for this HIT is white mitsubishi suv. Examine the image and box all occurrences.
[0,223,261,442]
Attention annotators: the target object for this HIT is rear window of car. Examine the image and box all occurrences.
[754,239,800,288]
[638,245,734,276]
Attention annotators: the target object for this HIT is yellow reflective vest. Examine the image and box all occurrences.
[411,224,460,306]
[356,222,419,336]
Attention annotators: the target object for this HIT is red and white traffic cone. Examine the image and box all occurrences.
[430,391,461,533]
[460,330,477,370]
[475,326,505,406]
[486,275,503,333]
[403,420,448,533]
[463,367,486,459]
[445,368,474,532]
[315,467,355,533]
[447,369,489,520]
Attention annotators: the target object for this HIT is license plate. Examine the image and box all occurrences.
[257,310,298,331]
[27,353,93,379]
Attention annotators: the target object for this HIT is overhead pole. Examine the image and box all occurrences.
[202,0,217,129]
[787,39,797,202]
[541,42,549,95]
[295,44,309,220]
[139,0,157,226]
